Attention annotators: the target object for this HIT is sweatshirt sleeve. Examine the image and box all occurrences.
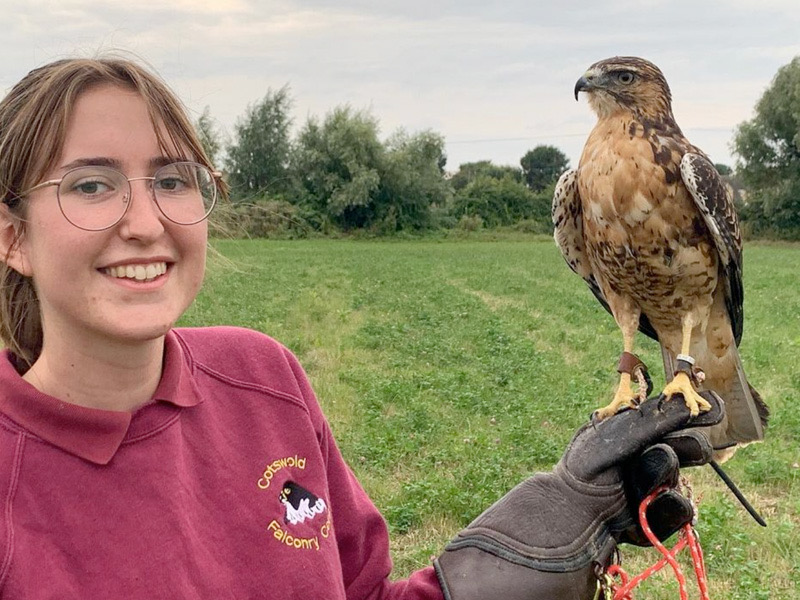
[283,348,445,600]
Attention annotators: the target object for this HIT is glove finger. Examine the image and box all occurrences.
[646,490,694,541]
[627,443,679,502]
[661,429,714,467]
[621,489,694,547]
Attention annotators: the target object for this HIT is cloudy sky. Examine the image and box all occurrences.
[2,0,798,172]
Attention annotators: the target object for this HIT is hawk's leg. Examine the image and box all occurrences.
[661,314,713,416]
[595,311,642,420]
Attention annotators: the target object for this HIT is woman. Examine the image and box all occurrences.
[0,57,718,599]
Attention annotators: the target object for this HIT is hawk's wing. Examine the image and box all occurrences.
[680,153,744,345]
[552,169,659,340]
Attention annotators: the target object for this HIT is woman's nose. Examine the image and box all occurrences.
[117,179,165,241]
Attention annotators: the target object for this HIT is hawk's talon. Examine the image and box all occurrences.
[594,403,636,421]
[595,378,640,421]
[662,371,713,416]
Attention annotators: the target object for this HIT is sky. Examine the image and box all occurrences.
[2,0,799,173]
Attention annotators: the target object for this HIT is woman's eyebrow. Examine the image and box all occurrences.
[60,157,123,171]
[150,156,190,169]
[57,156,191,173]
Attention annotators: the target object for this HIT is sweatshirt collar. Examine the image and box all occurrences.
[0,330,204,465]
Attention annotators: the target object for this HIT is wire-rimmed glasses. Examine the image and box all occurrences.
[22,162,221,231]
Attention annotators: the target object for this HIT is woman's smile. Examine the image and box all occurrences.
[101,261,169,282]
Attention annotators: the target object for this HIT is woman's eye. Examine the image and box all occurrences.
[156,177,186,192]
[74,180,111,195]
[618,72,635,84]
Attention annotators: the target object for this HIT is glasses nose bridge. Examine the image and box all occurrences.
[125,174,157,199]
[121,174,163,228]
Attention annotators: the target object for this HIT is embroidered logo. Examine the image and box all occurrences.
[280,481,327,525]
[257,455,332,552]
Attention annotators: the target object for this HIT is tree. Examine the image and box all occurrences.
[733,57,800,235]
[449,161,522,191]
[451,174,538,227]
[377,129,452,231]
[291,106,384,229]
[226,85,293,198]
[520,145,570,192]
[714,163,733,176]
[195,106,223,166]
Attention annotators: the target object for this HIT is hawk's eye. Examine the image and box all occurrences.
[617,71,635,84]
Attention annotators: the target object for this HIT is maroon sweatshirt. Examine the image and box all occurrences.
[0,327,444,599]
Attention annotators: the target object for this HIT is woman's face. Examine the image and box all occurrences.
[10,84,208,348]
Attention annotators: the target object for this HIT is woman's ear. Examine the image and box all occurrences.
[0,204,32,276]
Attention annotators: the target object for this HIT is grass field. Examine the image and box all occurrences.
[184,236,799,599]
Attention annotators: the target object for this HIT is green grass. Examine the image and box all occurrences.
[183,237,800,599]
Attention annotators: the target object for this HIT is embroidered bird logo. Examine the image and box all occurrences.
[280,481,327,526]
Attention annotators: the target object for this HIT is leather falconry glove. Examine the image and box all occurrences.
[434,392,724,600]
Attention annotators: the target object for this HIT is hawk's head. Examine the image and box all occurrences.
[574,56,673,122]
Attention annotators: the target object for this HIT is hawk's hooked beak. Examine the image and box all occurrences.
[574,75,592,101]
[574,69,604,100]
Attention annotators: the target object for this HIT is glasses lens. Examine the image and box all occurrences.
[57,166,128,231]
[152,163,216,225]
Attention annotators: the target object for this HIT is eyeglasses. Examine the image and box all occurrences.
[22,162,221,231]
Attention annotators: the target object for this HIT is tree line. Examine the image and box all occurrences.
[199,56,800,239]
[197,87,567,236]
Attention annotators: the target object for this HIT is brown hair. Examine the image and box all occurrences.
[0,56,227,369]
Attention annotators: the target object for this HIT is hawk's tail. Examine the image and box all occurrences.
[660,344,767,462]
[748,382,770,432]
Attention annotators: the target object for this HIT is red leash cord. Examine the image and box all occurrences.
[599,485,710,600]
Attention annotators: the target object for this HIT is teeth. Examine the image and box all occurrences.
[103,262,167,281]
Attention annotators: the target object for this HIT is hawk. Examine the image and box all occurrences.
[553,56,768,459]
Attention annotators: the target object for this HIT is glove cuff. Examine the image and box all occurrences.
[434,472,630,599]
[434,542,614,600]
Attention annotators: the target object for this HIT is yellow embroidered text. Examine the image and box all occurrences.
[267,520,320,551]
[257,455,307,489]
